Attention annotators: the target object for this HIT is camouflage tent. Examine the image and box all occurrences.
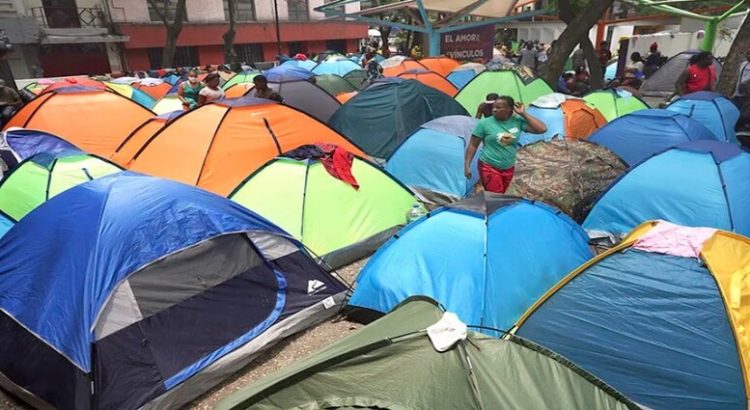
[506,138,627,222]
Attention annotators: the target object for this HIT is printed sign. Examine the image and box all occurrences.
[440,25,495,61]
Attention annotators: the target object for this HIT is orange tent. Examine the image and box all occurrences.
[560,99,608,140]
[133,80,172,100]
[381,57,428,77]
[111,111,184,166]
[4,87,154,157]
[336,91,358,104]
[397,69,458,96]
[224,83,253,98]
[121,98,365,195]
[419,56,460,77]
[45,77,105,92]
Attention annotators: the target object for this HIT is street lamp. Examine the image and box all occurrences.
[273,0,282,56]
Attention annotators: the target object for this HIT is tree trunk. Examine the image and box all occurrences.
[716,6,750,96]
[380,26,391,57]
[160,0,187,68]
[223,0,237,64]
[557,0,603,88]
[543,0,615,86]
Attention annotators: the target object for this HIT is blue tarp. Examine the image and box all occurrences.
[517,249,745,410]
[349,195,593,333]
[588,109,716,166]
[0,172,285,372]
[584,141,750,236]
[666,91,740,143]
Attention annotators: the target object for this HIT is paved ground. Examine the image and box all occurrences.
[0,259,368,410]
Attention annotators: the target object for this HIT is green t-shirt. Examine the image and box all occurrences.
[472,115,528,170]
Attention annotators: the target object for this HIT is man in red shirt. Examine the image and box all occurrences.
[675,51,716,96]
[597,41,612,75]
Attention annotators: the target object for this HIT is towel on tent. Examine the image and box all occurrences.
[283,144,360,189]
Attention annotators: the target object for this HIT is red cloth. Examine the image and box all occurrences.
[318,144,359,189]
[686,64,716,93]
[478,161,514,193]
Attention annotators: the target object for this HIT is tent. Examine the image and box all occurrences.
[666,91,740,143]
[518,94,607,146]
[312,58,361,76]
[514,220,750,410]
[3,86,154,158]
[343,69,368,90]
[230,146,420,268]
[419,56,460,77]
[455,70,553,114]
[132,78,172,100]
[349,193,593,332]
[103,82,157,110]
[280,59,316,71]
[446,62,486,89]
[329,78,469,158]
[335,90,358,104]
[45,77,105,92]
[588,109,717,166]
[121,97,363,196]
[313,73,358,97]
[0,172,346,410]
[385,115,479,204]
[380,56,428,77]
[111,111,184,166]
[222,70,260,90]
[584,141,750,237]
[152,93,183,114]
[583,88,649,121]
[1,128,80,165]
[216,297,640,410]
[397,69,458,96]
[0,150,121,227]
[640,50,722,98]
[506,139,628,221]
[224,82,253,98]
[262,65,314,82]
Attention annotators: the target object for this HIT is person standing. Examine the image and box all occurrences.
[644,42,662,78]
[675,51,716,96]
[177,69,203,110]
[571,48,586,72]
[519,42,537,72]
[197,73,225,106]
[597,41,612,76]
[464,97,547,193]
[0,79,22,125]
[475,93,499,119]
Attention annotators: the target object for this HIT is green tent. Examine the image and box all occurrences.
[583,89,649,122]
[222,70,260,90]
[216,297,641,410]
[455,70,553,113]
[0,151,122,223]
[315,73,358,97]
[343,69,368,90]
[229,149,420,268]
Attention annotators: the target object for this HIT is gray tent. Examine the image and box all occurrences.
[640,50,722,98]
[268,79,342,123]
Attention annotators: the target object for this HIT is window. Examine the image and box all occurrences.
[287,42,303,56]
[323,0,344,17]
[325,40,346,53]
[287,0,308,22]
[224,0,255,22]
[147,0,187,22]
[234,43,264,64]
[147,46,198,69]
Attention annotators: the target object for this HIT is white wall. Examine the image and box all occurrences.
[108,0,150,23]
[185,0,224,22]
[255,0,288,22]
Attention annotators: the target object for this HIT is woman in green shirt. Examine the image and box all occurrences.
[464,96,547,193]
[178,69,203,110]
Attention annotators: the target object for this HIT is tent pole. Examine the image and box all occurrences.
[700,19,717,52]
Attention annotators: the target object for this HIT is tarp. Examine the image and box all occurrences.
[640,50,722,98]
[454,70,553,114]
[666,91,740,143]
[217,297,640,410]
[584,141,750,237]
[515,221,750,410]
[328,78,469,158]
[506,139,627,221]
[349,194,593,333]
[583,89,648,122]
[588,109,717,166]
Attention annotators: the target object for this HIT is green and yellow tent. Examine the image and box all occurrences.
[454,70,553,113]
[583,88,649,122]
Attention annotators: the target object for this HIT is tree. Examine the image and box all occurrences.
[557,0,603,89]
[716,2,750,96]
[542,0,615,86]
[147,0,188,68]
[223,0,238,65]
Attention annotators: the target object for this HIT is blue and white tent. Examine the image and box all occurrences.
[588,109,716,166]
[385,115,479,204]
[666,91,740,143]
[584,140,750,237]
[348,193,593,333]
[1,128,80,165]
[0,172,346,410]
[312,58,361,76]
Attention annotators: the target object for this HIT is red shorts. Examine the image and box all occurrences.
[478,161,515,193]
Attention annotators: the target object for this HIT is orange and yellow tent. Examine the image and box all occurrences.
[224,83,254,98]
[419,56,460,77]
[397,69,458,97]
[120,97,365,195]
[381,57,428,77]
[559,99,608,140]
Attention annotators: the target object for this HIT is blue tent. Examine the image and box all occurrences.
[666,91,740,143]
[348,193,593,333]
[3,128,80,160]
[262,65,314,82]
[588,109,717,166]
[281,59,317,71]
[0,172,346,410]
[584,140,750,237]
[328,78,469,158]
[312,58,361,76]
[385,115,479,204]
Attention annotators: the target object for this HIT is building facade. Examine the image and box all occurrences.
[1,0,367,80]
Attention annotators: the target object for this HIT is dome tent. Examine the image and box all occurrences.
[1,128,80,165]
[313,73,358,97]
[230,145,420,269]
[312,58,361,76]
[588,109,717,166]
[111,110,184,166]
[216,297,640,410]
[0,172,346,410]
[666,91,740,143]
[328,78,469,159]
[348,193,593,332]
[397,68,458,96]
[379,56,428,77]
[583,88,648,121]
[454,70,553,114]
[233,77,342,123]
[640,50,722,98]
[222,70,260,90]
[518,94,607,146]
[446,62,486,89]
[419,56,460,76]
[514,220,750,410]
[584,141,750,238]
